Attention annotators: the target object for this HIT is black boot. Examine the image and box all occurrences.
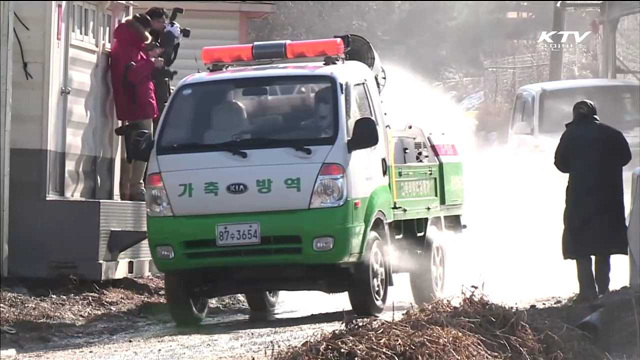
[575,257,598,303]
[595,255,611,296]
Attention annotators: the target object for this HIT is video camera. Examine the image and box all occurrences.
[168,8,191,38]
[151,7,192,121]
[159,7,190,72]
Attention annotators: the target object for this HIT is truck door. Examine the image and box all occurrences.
[346,82,388,200]
[522,93,535,133]
[366,80,391,179]
[509,92,537,152]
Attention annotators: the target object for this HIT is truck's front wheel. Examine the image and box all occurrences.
[348,231,388,316]
[410,237,446,306]
[245,291,280,313]
[165,274,209,326]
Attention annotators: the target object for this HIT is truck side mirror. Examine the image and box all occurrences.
[512,122,533,135]
[128,130,154,162]
[348,117,379,153]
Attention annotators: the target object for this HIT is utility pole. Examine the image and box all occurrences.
[548,1,565,81]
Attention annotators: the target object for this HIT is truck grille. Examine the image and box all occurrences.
[186,247,302,259]
[183,236,303,259]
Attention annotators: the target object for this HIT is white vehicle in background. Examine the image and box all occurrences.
[508,79,640,171]
[507,79,640,291]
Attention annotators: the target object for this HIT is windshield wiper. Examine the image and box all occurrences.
[218,138,313,155]
[224,148,248,158]
[170,142,248,158]
[172,139,314,157]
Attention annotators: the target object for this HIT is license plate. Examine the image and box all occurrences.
[216,223,261,246]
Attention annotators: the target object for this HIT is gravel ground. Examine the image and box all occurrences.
[1,144,637,359]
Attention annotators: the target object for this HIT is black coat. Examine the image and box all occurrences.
[554,115,632,259]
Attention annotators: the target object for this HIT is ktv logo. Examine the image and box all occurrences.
[538,31,591,51]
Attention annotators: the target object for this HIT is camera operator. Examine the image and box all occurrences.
[110,14,162,201]
[144,7,191,132]
[146,7,168,43]
[145,7,169,131]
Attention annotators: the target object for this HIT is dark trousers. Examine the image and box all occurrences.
[576,256,611,297]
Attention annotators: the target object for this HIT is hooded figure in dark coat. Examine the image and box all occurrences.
[554,100,632,302]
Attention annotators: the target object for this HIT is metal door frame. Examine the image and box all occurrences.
[1,0,14,277]
[47,1,71,198]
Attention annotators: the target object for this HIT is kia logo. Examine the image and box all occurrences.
[226,183,248,195]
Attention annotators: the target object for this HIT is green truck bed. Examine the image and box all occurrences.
[389,130,464,222]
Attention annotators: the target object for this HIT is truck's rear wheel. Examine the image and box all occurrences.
[245,291,280,313]
[165,274,209,326]
[410,235,446,306]
[348,231,388,316]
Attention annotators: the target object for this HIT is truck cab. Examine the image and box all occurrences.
[508,79,640,170]
[133,35,464,325]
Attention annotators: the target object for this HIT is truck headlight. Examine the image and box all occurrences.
[146,173,174,217]
[310,164,346,208]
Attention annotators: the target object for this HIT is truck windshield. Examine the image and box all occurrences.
[539,85,640,134]
[156,76,338,154]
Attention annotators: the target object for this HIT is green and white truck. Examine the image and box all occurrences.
[130,35,465,325]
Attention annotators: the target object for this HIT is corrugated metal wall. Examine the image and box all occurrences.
[134,5,241,86]
[98,201,149,261]
[7,2,152,279]
[167,11,240,85]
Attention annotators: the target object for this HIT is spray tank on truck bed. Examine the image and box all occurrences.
[344,34,387,93]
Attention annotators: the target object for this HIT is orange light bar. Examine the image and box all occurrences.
[286,39,345,59]
[201,44,254,64]
[201,38,346,65]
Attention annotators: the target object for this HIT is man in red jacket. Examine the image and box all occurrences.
[111,14,163,201]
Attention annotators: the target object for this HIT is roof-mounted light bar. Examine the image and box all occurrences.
[285,39,344,59]
[201,38,345,65]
